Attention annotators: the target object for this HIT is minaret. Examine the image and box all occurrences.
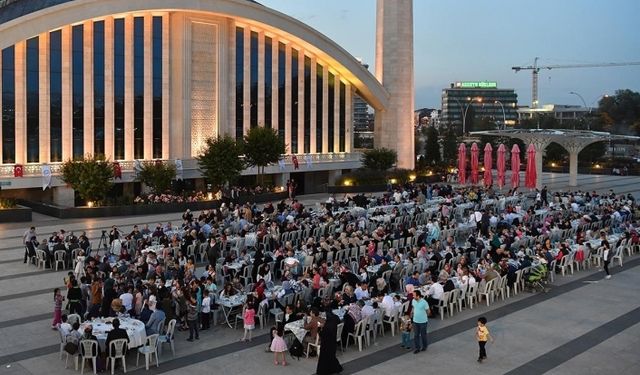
[374,0,415,170]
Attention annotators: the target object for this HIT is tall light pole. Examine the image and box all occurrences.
[569,91,590,130]
[453,97,482,135]
[494,100,506,130]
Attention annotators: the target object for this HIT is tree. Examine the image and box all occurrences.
[361,148,397,171]
[136,162,176,194]
[243,127,285,185]
[424,126,441,164]
[198,135,246,189]
[441,128,459,164]
[596,89,640,134]
[60,155,114,205]
[579,141,607,164]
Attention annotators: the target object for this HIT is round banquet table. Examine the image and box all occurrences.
[83,317,147,349]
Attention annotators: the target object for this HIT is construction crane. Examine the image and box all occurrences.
[512,57,640,108]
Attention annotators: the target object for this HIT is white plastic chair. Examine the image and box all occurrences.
[107,338,128,374]
[36,249,47,269]
[54,250,67,271]
[305,334,320,358]
[158,319,176,356]
[382,309,398,336]
[466,283,478,309]
[336,322,344,352]
[478,279,494,306]
[64,335,80,371]
[436,291,451,319]
[136,334,159,370]
[79,339,99,375]
[610,246,623,267]
[448,289,461,316]
[347,319,367,351]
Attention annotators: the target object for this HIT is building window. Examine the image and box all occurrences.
[327,72,335,153]
[152,16,162,158]
[26,37,39,163]
[277,42,285,145]
[72,24,84,159]
[93,20,105,157]
[50,30,62,162]
[264,36,272,128]
[133,17,144,159]
[114,18,125,160]
[315,63,323,153]
[250,31,258,127]
[235,26,244,140]
[291,48,298,154]
[1,46,15,164]
[339,81,346,152]
[303,56,311,154]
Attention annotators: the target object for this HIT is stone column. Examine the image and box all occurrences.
[228,22,236,137]
[374,0,414,169]
[284,44,292,154]
[0,53,3,162]
[61,26,72,161]
[39,32,50,163]
[333,75,340,152]
[83,21,94,157]
[124,15,134,161]
[104,17,115,160]
[345,82,353,153]
[143,15,153,160]
[271,38,278,128]
[568,151,578,187]
[309,56,317,153]
[14,41,26,164]
[257,31,265,126]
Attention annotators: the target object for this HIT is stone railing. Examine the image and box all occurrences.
[0,152,363,178]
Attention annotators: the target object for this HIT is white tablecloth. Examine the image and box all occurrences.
[284,319,307,343]
[85,317,147,349]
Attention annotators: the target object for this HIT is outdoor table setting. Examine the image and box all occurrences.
[366,261,396,275]
[82,317,147,350]
[218,293,247,328]
[284,318,308,343]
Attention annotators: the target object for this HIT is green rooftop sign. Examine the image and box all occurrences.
[457,81,497,89]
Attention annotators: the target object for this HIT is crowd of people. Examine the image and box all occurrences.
[132,185,280,205]
[30,181,638,372]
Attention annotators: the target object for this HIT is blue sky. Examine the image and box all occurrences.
[260,0,640,109]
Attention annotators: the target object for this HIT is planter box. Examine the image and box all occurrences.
[19,192,288,219]
[0,205,32,222]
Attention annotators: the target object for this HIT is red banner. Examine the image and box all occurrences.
[113,162,122,179]
[292,155,299,170]
[14,164,23,177]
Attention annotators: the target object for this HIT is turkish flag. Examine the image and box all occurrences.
[292,155,299,170]
[113,162,122,179]
[14,164,23,177]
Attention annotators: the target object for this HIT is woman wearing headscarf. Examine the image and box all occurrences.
[316,309,343,375]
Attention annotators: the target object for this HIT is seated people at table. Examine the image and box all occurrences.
[390,255,404,291]
[145,300,166,335]
[256,264,272,284]
[58,314,73,335]
[419,270,433,286]
[220,282,237,298]
[81,325,101,354]
[120,286,134,314]
[371,278,389,298]
[24,236,38,264]
[426,279,444,315]
[341,302,362,345]
[342,285,357,305]
[67,321,83,342]
[303,307,326,347]
[361,300,376,319]
[375,258,391,279]
[105,318,129,356]
[354,282,369,301]
[406,271,421,287]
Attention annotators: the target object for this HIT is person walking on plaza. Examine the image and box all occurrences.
[601,234,612,279]
[52,288,65,329]
[186,296,199,341]
[411,290,429,353]
[476,316,494,362]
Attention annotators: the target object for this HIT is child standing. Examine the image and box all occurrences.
[241,302,256,342]
[270,327,288,366]
[201,290,211,331]
[400,314,412,349]
[476,316,494,362]
[52,288,65,329]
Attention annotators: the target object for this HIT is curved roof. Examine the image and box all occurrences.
[0,0,388,110]
[471,129,640,150]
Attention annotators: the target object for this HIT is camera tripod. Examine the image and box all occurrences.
[96,231,109,257]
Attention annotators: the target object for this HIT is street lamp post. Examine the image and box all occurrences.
[569,91,590,130]
[494,100,506,130]
[453,97,482,135]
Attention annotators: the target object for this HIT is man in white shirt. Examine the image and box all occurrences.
[119,287,134,313]
[58,314,72,336]
[380,293,396,317]
[361,302,375,319]
[426,281,444,315]
[355,282,369,301]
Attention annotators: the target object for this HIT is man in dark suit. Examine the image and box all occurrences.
[105,318,129,356]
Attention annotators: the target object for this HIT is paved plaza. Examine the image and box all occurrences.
[0,172,639,375]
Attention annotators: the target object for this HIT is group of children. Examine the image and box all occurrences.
[239,299,288,366]
[400,314,494,363]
